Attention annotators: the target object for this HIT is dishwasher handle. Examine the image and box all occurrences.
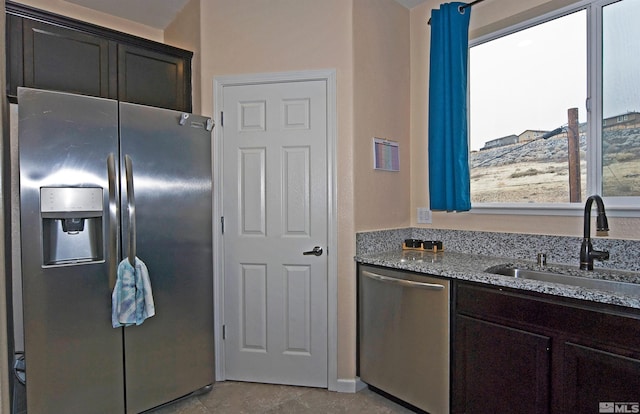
[362,270,445,290]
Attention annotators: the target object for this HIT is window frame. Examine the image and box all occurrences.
[468,0,640,218]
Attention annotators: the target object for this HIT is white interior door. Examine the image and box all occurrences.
[222,80,328,387]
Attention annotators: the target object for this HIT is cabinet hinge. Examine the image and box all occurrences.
[220,112,224,127]
[222,324,226,340]
[220,216,224,234]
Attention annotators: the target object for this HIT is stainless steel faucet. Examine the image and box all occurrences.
[580,195,610,270]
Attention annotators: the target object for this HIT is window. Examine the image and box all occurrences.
[602,0,640,199]
[468,0,640,212]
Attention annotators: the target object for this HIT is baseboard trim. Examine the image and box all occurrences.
[331,377,367,393]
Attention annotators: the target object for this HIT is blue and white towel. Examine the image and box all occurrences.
[111,257,155,328]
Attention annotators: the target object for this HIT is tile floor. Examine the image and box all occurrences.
[148,381,417,414]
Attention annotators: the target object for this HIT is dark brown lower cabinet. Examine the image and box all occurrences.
[453,282,640,414]
[563,343,640,413]
[454,315,550,414]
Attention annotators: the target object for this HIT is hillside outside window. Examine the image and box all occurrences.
[468,0,639,213]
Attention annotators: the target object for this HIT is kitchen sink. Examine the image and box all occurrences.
[486,265,640,297]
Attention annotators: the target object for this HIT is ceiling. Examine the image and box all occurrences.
[64,0,428,30]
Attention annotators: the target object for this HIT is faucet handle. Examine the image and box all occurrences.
[591,249,610,262]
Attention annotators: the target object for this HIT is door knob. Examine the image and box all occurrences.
[303,246,323,256]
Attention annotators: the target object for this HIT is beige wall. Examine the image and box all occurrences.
[165,0,412,384]
[353,0,411,231]
[410,0,640,240]
[164,0,201,114]
[188,0,410,382]
[194,0,358,381]
[11,0,163,42]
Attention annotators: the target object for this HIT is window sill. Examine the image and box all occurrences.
[470,203,640,218]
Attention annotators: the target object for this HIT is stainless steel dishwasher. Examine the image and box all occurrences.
[359,264,450,414]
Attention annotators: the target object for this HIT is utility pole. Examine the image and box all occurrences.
[568,108,581,202]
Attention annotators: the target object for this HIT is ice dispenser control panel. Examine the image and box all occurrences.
[40,187,105,266]
[41,187,103,214]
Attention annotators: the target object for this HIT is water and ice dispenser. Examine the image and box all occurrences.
[40,187,104,265]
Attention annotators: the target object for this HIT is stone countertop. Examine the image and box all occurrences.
[355,249,640,310]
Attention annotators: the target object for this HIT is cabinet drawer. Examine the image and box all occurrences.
[456,283,640,352]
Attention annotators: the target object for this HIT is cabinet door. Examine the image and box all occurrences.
[563,342,640,413]
[453,315,551,414]
[7,14,24,100]
[21,19,112,98]
[117,44,190,112]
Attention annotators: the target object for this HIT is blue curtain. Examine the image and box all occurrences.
[428,2,471,211]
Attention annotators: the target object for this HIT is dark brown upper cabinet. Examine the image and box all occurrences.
[20,18,111,98]
[6,1,192,112]
[117,44,187,111]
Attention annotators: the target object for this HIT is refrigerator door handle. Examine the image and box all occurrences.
[107,153,118,289]
[124,154,136,266]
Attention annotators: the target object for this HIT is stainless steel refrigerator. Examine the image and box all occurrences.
[17,87,214,414]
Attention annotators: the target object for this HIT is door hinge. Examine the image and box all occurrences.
[220,216,224,234]
[222,324,226,340]
[220,112,224,127]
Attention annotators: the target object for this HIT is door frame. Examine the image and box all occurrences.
[212,69,338,391]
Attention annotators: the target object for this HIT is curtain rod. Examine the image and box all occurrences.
[427,0,485,25]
